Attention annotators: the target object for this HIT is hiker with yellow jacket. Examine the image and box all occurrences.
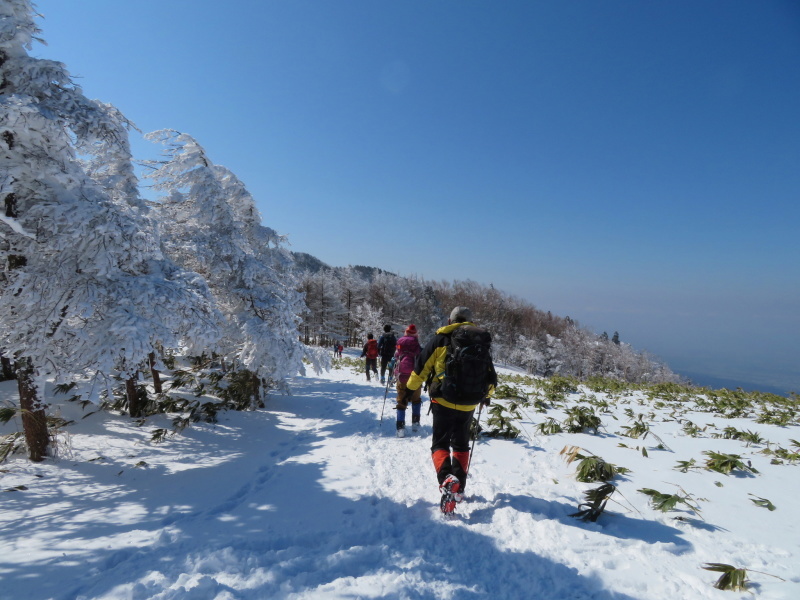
[403,306,497,513]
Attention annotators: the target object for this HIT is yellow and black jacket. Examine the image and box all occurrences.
[406,321,497,411]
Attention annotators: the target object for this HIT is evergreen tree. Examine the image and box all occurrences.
[145,130,308,395]
[213,160,311,383]
[0,4,219,458]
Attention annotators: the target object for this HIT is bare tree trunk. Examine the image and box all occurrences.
[148,352,162,394]
[251,372,262,407]
[17,359,48,462]
[126,374,141,418]
[1,353,15,381]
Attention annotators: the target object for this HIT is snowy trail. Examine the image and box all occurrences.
[15,369,621,599]
[2,361,799,599]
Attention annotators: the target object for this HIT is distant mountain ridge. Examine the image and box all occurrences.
[290,252,396,282]
[290,252,331,273]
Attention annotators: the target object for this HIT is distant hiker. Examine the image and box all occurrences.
[393,323,422,437]
[360,333,379,381]
[333,342,339,357]
[377,324,397,384]
[404,306,497,513]
[337,343,343,358]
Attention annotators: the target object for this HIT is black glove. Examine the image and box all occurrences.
[481,398,491,407]
[403,388,415,402]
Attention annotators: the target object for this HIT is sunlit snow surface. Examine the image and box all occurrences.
[1,352,799,600]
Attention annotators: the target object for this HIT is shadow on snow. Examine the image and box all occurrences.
[3,374,668,600]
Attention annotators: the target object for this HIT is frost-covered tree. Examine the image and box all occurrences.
[0,2,220,459]
[213,160,313,382]
[144,130,310,395]
[541,334,564,377]
[336,267,370,345]
[560,326,598,379]
[403,276,444,341]
[352,302,385,344]
[505,334,545,374]
[368,271,413,326]
[298,269,348,346]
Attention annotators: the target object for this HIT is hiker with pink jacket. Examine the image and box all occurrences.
[393,324,423,437]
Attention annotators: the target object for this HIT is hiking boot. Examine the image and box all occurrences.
[381,377,385,384]
[396,421,406,438]
[439,475,463,514]
[439,474,461,495]
[411,415,420,432]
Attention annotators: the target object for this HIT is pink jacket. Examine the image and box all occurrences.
[395,335,422,383]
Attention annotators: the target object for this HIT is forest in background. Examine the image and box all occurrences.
[294,254,679,384]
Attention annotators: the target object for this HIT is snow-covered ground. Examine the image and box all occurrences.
[1,352,799,600]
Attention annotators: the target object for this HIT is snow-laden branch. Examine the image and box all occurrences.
[0,213,35,238]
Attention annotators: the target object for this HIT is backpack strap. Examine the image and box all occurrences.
[434,331,454,380]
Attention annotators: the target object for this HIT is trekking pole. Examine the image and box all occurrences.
[515,405,539,442]
[379,380,390,426]
[462,402,485,494]
[379,361,395,427]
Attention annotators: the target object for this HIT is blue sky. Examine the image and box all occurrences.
[34,1,799,393]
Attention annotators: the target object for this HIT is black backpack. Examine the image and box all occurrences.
[440,325,494,404]
[379,333,396,358]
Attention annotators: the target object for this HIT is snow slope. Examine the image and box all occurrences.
[1,352,799,600]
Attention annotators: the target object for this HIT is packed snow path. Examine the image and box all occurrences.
[2,358,798,599]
